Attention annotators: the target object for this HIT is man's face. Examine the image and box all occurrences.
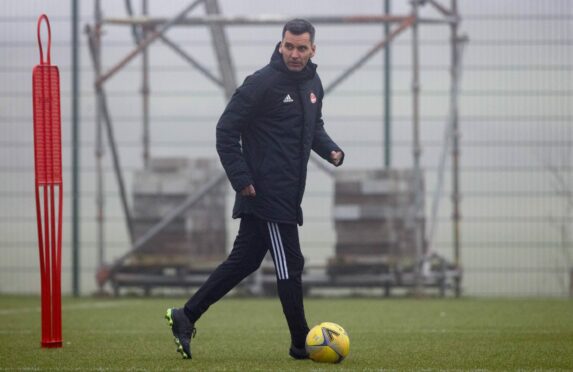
[279,31,316,72]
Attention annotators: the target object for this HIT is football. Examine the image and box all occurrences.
[305,322,350,363]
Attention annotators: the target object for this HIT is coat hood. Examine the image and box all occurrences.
[269,42,317,81]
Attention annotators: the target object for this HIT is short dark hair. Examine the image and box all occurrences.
[282,18,315,43]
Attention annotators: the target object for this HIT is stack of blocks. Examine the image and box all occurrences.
[130,157,227,269]
[329,168,425,275]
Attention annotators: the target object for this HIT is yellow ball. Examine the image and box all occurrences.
[305,322,350,363]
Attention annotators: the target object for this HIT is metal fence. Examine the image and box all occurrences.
[0,0,571,296]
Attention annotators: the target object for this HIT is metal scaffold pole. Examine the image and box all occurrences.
[94,0,106,291]
[142,0,151,168]
[411,0,424,295]
[71,0,80,297]
[86,24,136,245]
[205,0,236,98]
[383,0,391,168]
[450,0,463,297]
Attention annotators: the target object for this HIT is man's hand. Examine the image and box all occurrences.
[240,184,256,197]
[330,151,343,166]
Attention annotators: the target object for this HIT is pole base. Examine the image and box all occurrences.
[41,340,63,348]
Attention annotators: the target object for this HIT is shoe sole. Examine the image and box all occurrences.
[289,348,309,360]
[165,308,191,359]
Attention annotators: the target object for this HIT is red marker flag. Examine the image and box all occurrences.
[32,14,63,348]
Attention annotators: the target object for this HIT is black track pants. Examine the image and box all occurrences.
[183,215,310,347]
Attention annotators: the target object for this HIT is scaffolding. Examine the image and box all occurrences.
[84,0,464,296]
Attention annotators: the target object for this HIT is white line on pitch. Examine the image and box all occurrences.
[0,301,141,316]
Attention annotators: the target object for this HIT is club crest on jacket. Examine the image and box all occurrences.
[310,92,317,104]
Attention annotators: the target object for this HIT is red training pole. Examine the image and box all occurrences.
[32,14,63,348]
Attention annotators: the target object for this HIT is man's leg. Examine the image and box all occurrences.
[167,215,267,359]
[265,221,310,356]
[184,215,268,322]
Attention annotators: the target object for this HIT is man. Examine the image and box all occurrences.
[165,18,344,360]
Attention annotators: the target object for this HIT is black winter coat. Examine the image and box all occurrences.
[216,43,344,226]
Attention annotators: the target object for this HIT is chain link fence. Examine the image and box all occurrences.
[0,0,571,296]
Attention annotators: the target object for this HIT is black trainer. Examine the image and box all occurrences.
[165,308,196,359]
[289,344,309,360]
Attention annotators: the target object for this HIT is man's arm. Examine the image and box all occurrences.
[216,76,261,193]
[311,99,345,167]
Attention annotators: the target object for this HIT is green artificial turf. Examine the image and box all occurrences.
[1,296,572,371]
